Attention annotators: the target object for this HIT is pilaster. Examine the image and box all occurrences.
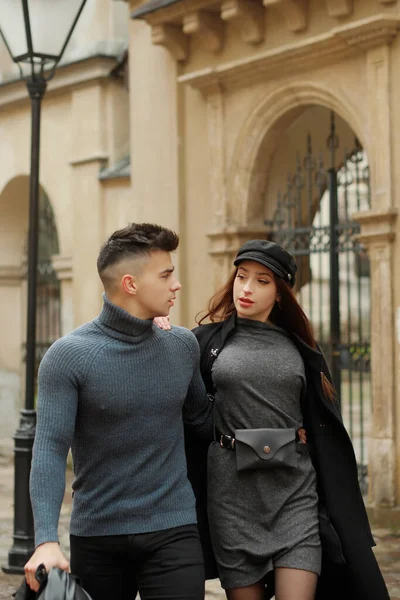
[367,45,392,211]
[70,85,108,327]
[354,208,398,506]
[205,84,227,231]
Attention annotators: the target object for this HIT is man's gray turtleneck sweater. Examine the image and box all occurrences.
[30,295,213,547]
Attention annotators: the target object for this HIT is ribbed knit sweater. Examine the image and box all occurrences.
[30,295,213,547]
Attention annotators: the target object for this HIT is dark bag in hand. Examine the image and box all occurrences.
[14,564,93,600]
[235,428,299,471]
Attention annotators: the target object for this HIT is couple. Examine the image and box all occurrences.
[25,223,388,600]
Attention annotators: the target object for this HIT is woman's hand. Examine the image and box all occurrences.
[298,428,307,444]
[153,316,171,330]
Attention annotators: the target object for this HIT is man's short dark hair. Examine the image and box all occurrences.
[97,223,179,279]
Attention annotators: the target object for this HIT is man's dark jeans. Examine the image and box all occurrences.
[70,524,205,600]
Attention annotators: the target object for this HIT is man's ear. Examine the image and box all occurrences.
[121,274,137,296]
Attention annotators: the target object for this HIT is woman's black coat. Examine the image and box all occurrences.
[184,314,389,600]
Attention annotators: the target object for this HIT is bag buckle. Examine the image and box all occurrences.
[219,434,235,450]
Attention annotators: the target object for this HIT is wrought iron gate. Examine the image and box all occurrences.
[24,192,61,381]
[266,112,371,493]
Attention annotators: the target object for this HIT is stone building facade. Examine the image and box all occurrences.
[127,0,400,523]
[0,0,399,523]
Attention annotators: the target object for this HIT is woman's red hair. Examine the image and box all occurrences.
[197,268,336,401]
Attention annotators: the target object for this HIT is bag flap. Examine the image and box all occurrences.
[38,568,93,600]
[235,428,296,460]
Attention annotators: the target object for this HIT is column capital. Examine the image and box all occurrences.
[51,255,73,282]
[208,226,271,256]
[0,265,24,286]
[207,226,271,289]
[352,208,397,247]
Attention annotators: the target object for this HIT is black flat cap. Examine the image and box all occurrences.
[234,240,297,287]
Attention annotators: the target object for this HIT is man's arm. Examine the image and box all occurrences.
[182,333,214,442]
[25,339,80,590]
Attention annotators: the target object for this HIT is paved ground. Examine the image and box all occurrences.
[0,454,399,599]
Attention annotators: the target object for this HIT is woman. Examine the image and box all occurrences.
[157,239,389,600]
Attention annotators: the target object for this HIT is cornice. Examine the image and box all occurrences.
[177,14,400,91]
[334,14,400,50]
[134,0,400,74]
[0,55,118,110]
[178,31,350,90]
[136,0,216,24]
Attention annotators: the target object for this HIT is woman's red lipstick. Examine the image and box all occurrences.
[238,297,254,305]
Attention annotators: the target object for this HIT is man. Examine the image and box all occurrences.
[25,223,213,600]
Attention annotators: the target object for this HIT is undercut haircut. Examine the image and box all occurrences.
[97,223,179,286]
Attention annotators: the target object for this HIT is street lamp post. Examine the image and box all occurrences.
[0,0,88,574]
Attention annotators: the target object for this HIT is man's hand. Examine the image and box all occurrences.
[24,542,69,592]
[153,316,171,330]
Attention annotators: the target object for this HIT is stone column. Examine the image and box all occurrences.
[205,83,227,231]
[355,43,398,512]
[366,45,392,211]
[354,211,397,510]
[128,18,184,321]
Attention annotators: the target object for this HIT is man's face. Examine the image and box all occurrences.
[132,250,181,319]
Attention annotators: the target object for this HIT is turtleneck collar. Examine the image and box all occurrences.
[95,293,154,343]
[236,316,288,335]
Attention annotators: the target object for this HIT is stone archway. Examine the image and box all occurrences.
[226,81,366,228]
[0,176,29,450]
[0,176,61,451]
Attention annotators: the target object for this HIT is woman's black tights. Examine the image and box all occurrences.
[226,568,318,600]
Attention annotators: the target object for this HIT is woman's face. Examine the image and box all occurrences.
[233,260,279,322]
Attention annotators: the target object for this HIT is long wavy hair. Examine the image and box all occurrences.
[197,267,336,401]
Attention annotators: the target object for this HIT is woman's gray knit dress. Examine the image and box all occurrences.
[207,318,321,589]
